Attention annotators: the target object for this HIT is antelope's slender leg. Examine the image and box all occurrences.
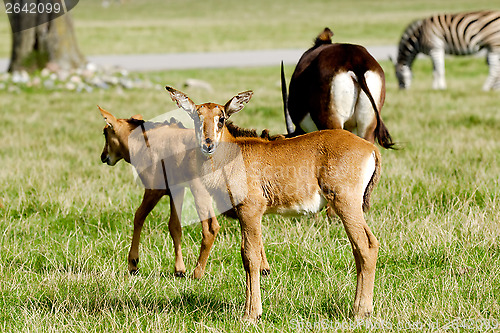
[242,224,270,276]
[329,194,379,319]
[190,179,219,279]
[238,202,266,322]
[168,188,186,277]
[241,227,264,322]
[192,216,220,279]
[128,189,165,274]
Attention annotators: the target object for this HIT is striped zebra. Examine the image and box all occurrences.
[395,10,500,90]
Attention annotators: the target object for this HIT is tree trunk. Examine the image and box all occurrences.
[8,6,86,73]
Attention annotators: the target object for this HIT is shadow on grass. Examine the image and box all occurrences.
[26,289,237,321]
[19,266,356,323]
[318,294,353,321]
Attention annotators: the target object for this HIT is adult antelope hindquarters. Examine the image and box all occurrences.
[283,27,394,149]
[166,86,381,322]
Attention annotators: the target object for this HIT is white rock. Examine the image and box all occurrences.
[183,78,213,92]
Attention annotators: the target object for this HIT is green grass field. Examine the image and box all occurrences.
[1,1,500,332]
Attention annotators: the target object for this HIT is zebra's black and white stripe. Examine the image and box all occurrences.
[395,10,500,90]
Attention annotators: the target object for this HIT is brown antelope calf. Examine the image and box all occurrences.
[99,107,221,278]
[282,27,394,149]
[166,86,382,322]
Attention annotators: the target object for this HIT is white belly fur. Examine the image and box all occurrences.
[267,191,327,216]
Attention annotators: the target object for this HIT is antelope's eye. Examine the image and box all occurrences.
[218,116,225,129]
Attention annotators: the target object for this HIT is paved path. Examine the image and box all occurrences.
[0,45,397,72]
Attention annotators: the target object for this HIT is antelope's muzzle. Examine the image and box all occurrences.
[202,138,215,155]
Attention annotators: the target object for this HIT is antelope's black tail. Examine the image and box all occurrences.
[281,61,294,135]
[355,70,396,150]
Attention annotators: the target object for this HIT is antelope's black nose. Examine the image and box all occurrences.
[203,143,214,151]
[202,143,215,155]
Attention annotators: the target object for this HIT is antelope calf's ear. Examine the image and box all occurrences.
[98,105,118,129]
[224,90,253,117]
[165,86,198,119]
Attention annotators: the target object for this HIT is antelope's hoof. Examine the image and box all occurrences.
[174,271,186,278]
[353,307,373,320]
[354,312,372,320]
[128,258,139,274]
[242,314,262,324]
[261,269,271,276]
[191,267,204,279]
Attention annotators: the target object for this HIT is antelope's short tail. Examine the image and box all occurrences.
[363,149,382,212]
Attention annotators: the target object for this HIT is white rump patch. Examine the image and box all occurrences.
[363,71,383,101]
[330,72,357,124]
[354,70,383,137]
[362,151,376,192]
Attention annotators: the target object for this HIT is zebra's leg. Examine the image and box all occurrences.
[429,48,446,90]
[483,52,500,91]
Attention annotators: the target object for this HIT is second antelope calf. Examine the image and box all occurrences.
[166,86,382,322]
[99,107,221,278]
